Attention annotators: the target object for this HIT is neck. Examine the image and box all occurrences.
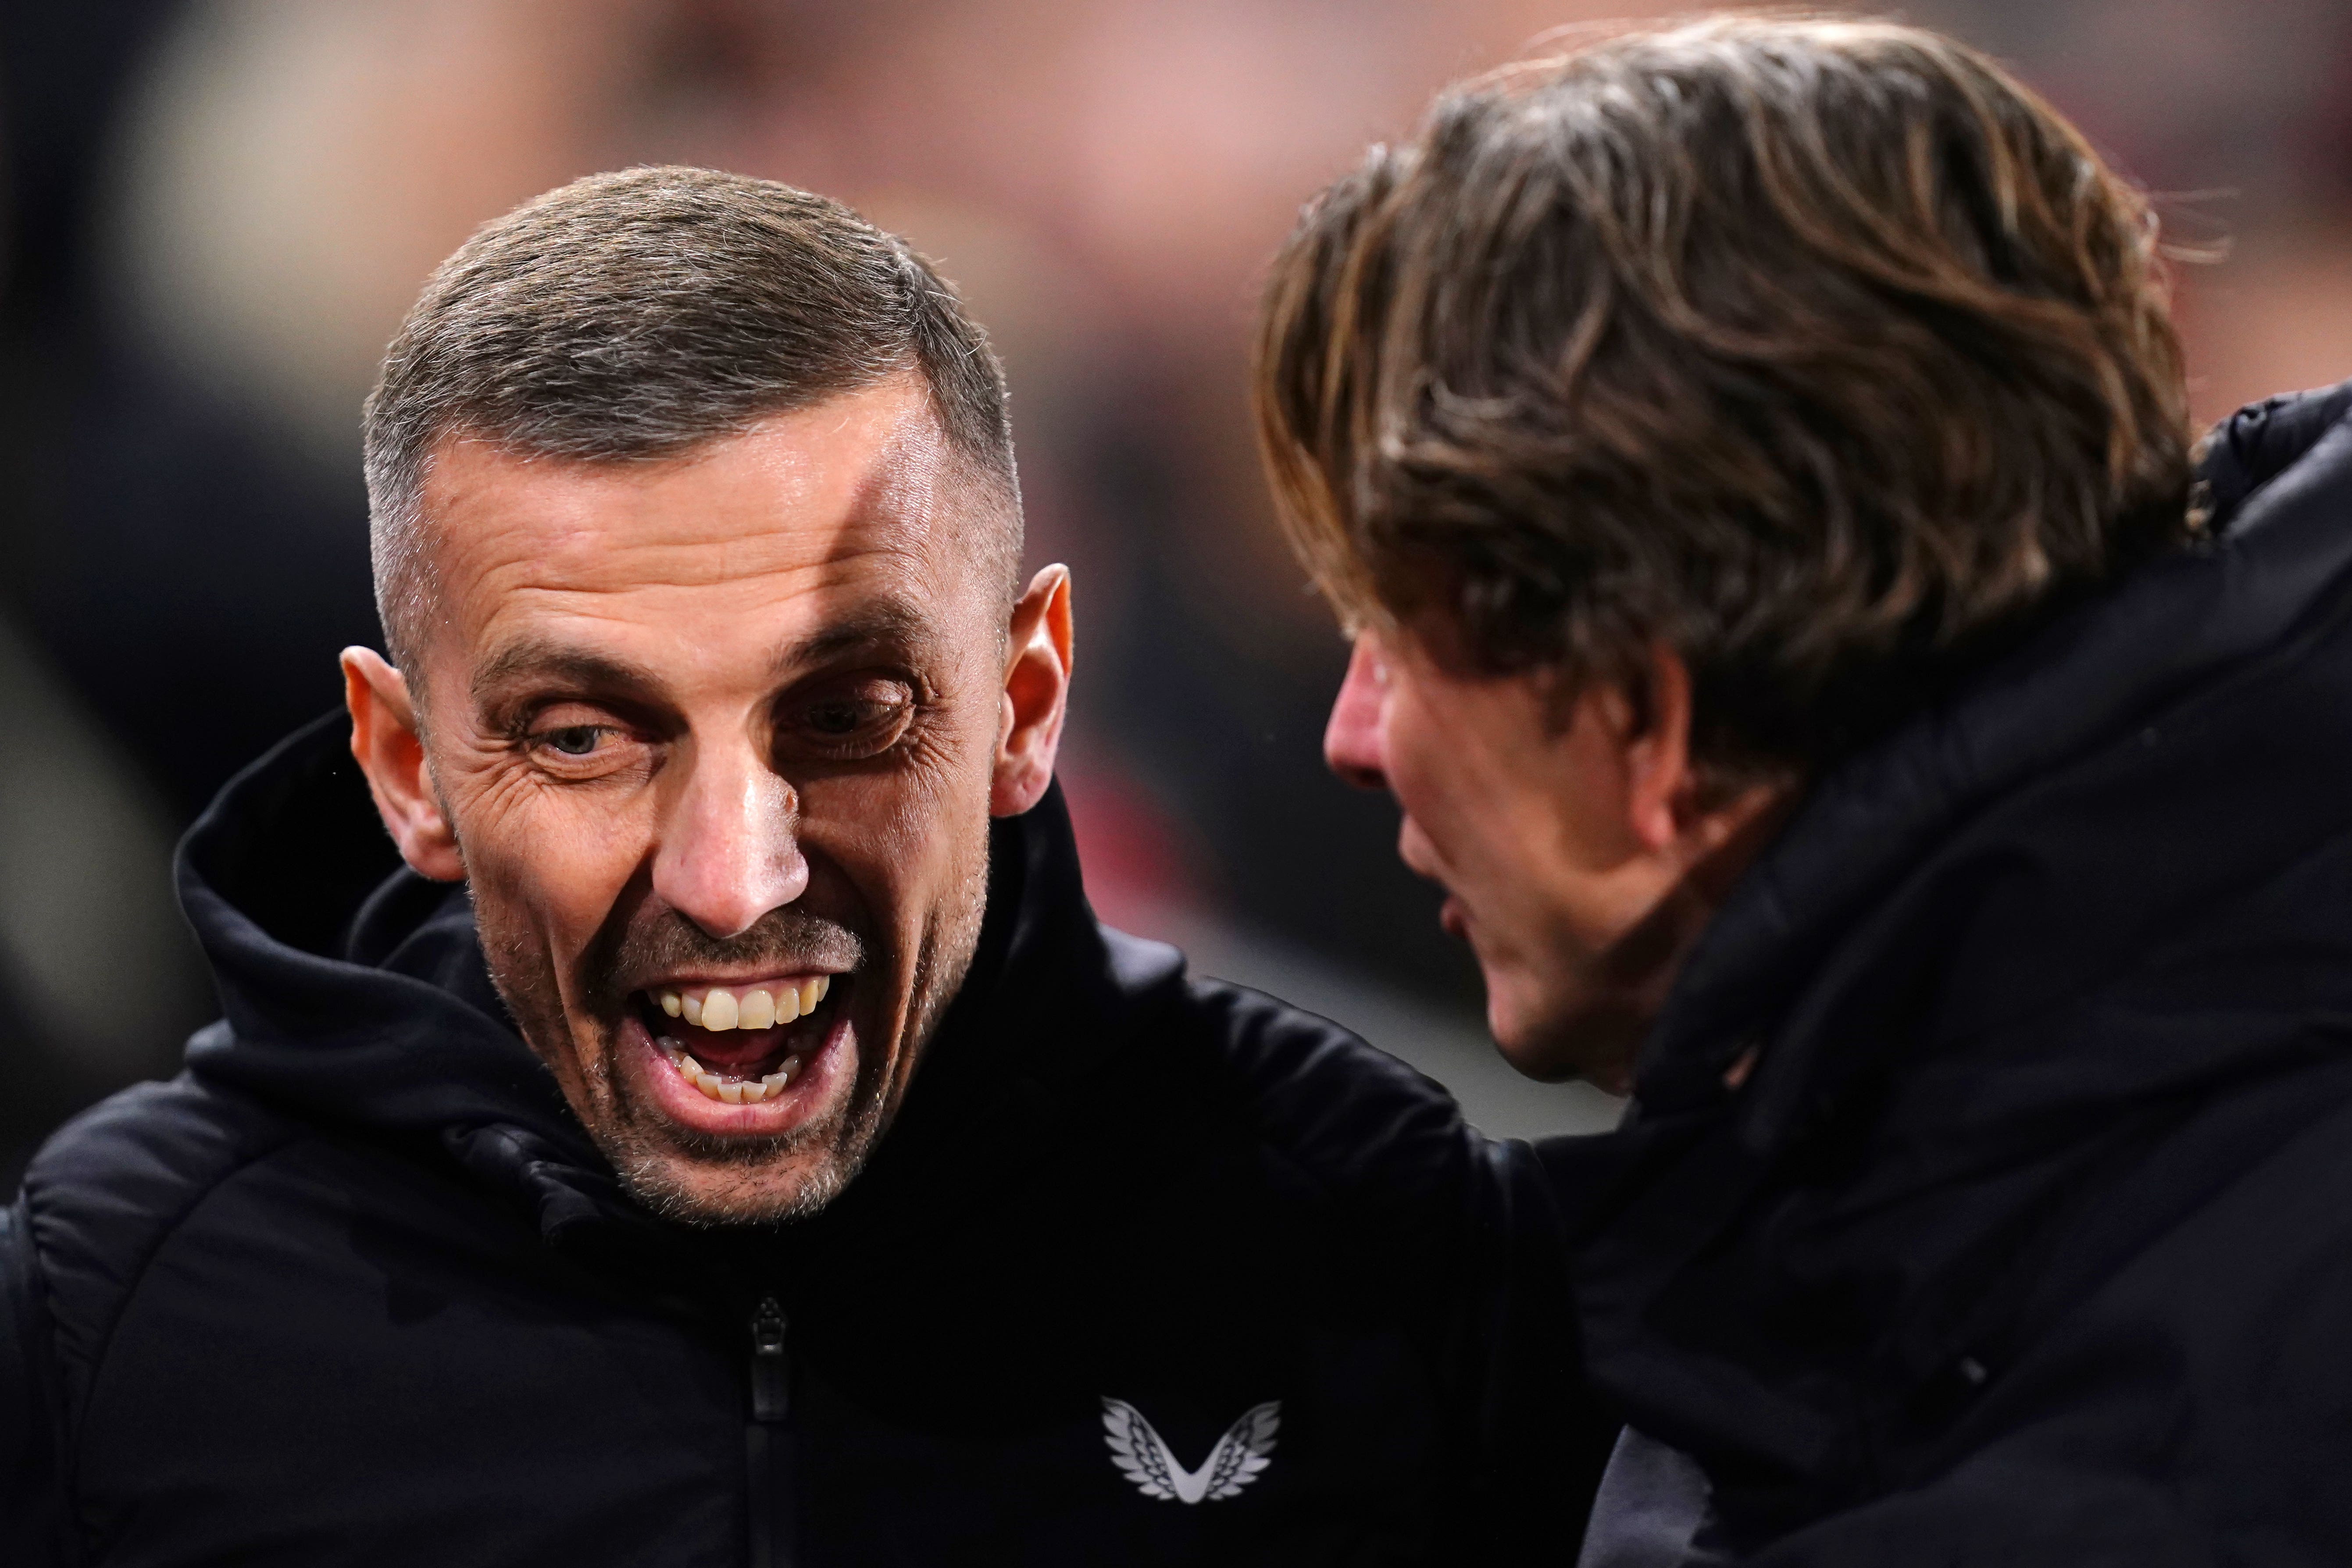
[1592,780,1803,1094]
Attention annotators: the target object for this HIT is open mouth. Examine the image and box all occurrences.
[634,974,846,1106]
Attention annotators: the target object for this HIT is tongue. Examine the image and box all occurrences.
[669,1020,789,1073]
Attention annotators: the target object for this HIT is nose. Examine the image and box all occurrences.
[651,736,809,940]
[1324,634,1391,792]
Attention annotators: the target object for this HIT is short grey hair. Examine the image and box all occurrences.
[362,166,1019,672]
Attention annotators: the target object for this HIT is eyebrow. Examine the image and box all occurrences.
[767,599,938,680]
[467,599,945,714]
[470,639,667,713]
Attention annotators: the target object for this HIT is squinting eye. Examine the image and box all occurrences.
[542,726,603,756]
[789,680,914,755]
[808,701,874,736]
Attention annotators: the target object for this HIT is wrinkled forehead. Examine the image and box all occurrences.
[411,378,1003,690]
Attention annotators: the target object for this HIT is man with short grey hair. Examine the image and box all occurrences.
[0,167,1611,1565]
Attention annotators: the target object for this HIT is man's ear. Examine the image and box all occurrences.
[342,647,464,881]
[992,564,1074,817]
[1619,643,1698,855]
[1618,642,1792,870]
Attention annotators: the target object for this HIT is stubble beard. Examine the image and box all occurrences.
[468,847,992,1229]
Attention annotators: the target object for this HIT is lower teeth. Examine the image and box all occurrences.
[662,1041,801,1104]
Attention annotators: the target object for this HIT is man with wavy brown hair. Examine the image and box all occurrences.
[1260,16,2352,1564]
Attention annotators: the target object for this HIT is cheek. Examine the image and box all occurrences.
[1382,699,1488,858]
[803,736,988,895]
[450,764,652,972]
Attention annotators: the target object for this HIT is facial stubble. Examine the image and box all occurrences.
[470,841,992,1228]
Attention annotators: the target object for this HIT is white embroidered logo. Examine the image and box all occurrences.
[1101,1397,1281,1504]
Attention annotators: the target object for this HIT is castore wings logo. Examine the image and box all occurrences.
[1101,1397,1280,1504]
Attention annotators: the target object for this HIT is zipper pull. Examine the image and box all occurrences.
[749,1295,790,1422]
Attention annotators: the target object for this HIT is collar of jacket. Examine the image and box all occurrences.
[174,714,1181,1255]
[1574,381,2352,1517]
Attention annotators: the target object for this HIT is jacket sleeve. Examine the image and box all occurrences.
[0,1192,68,1565]
[1445,1135,1624,1559]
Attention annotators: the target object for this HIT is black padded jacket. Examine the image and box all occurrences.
[0,731,1615,1566]
[1567,380,2352,1563]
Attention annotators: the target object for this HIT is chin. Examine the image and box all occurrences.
[1482,981,1565,1080]
[1489,1020,1585,1084]
[1483,973,1643,1091]
[596,1080,888,1226]
[614,1137,872,1226]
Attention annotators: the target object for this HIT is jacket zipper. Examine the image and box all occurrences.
[746,1294,794,1568]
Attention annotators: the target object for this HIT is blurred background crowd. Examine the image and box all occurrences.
[6,0,2352,1182]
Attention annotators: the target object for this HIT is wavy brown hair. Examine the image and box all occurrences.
[1256,15,2195,773]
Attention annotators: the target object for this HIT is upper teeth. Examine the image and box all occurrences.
[656,975,830,1032]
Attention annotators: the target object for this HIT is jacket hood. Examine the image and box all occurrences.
[174,719,1177,1244]
[176,720,578,1144]
[1578,381,2352,1525]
